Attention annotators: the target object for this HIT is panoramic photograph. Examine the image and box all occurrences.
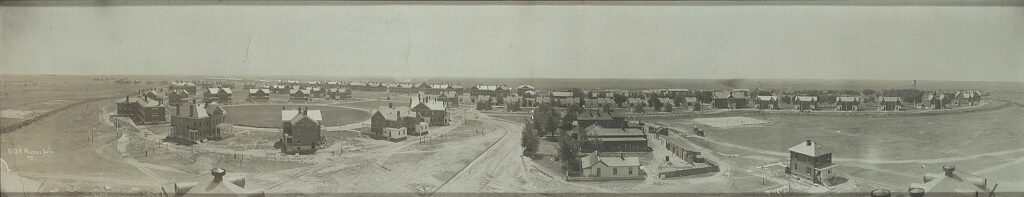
[1,1,1022,196]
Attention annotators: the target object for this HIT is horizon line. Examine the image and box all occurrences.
[3,73,1023,84]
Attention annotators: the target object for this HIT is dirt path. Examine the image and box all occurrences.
[259,107,475,191]
[432,111,616,195]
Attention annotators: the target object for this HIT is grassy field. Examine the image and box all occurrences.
[222,104,369,128]
[337,100,410,110]
[657,104,1024,161]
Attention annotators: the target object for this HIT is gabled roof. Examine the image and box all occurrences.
[955,91,976,99]
[375,106,416,121]
[248,89,270,94]
[127,97,164,107]
[281,109,323,123]
[712,91,732,99]
[581,152,641,169]
[795,96,817,102]
[836,97,860,102]
[410,97,446,111]
[438,91,459,98]
[788,140,830,157]
[879,97,902,102]
[684,97,698,102]
[577,109,624,121]
[290,89,310,95]
[730,91,748,99]
[551,91,573,97]
[428,83,450,89]
[584,124,645,137]
[170,89,191,96]
[473,85,507,91]
[205,103,226,116]
[179,102,215,118]
[755,96,779,101]
[207,87,232,94]
[518,85,535,89]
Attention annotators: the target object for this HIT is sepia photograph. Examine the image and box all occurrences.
[1,0,1023,196]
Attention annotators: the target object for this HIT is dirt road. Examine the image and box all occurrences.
[432,114,526,193]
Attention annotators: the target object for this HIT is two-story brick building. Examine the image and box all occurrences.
[280,108,325,154]
[787,140,838,184]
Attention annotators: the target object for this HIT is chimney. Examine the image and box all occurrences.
[806,140,812,146]
[211,168,226,183]
[619,153,624,160]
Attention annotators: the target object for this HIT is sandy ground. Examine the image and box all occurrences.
[3,77,1023,196]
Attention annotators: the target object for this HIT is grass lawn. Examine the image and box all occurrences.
[338,100,409,110]
[660,106,1024,160]
[222,104,369,128]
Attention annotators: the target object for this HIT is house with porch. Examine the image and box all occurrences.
[754,96,780,110]
[835,97,860,111]
[369,104,421,139]
[410,96,448,126]
[795,96,818,111]
[169,101,231,144]
[878,97,903,111]
[247,89,271,102]
[167,89,190,106]
[204,88,232,104]
[289,89,311,102]
[577,151,644,180]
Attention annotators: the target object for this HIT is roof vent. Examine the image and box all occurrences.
[211,168,226,182]
[870,189,891,197]
[908,187,925,197]
[943,165,956,176]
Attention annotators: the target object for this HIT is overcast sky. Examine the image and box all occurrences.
[2,2,1022,81]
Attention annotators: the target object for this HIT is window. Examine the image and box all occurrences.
[629,167,633,175]
[613,168,618,175]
